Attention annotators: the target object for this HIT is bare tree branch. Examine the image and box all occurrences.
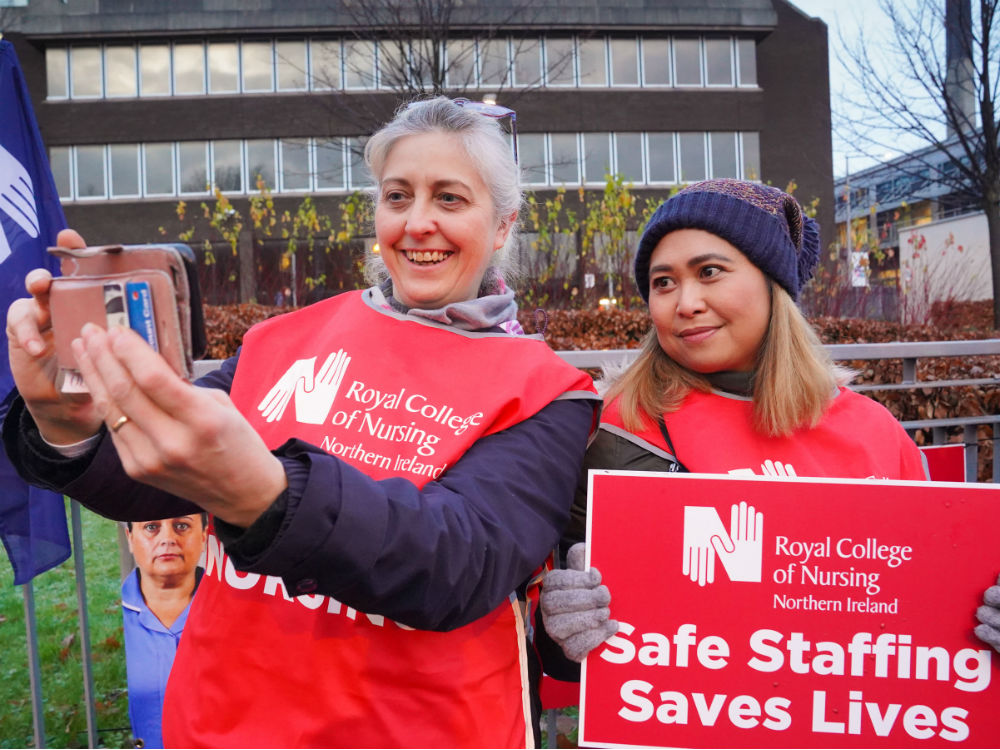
[307,0,572,139]
[837,0,1000,324]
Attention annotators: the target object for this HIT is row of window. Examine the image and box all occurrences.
[51,131,760,202]
[836,165,972,215]
[45,34,757,100]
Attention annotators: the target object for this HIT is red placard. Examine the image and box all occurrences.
[920,445,967,483]
[580,471,1000,748]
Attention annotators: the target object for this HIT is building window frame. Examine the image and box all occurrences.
[576,36,609,88]
[69,45,104,99]
[45,47,69,100]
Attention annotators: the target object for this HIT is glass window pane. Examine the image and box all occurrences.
[577,39,606,86]
[246,139,276,190]
[348,137,372,189]
[446,39,476,88]
[615,133,643,182]
[344,41,375,89]
[705,38,733,85]
[642,38,671,86]
[742,131,761,180]
[710,132,738,178]
[75,146,106,198]
[50,146,72,199]
[281,139,311,191]
[71,47,102,98]
[678,132,706,182]
[673,38,702,86]
[213,140,243,192]
[179,142,208,193]
[208,42,238,93]
[737,38,757,86]
[583,132,611,183]
[378,41,406,90]
[550,134,579,184]
[139,45,170,96]
[513,38,541,86]
[276,40,307,91]
[310,40,341,90]
[174,43,206,95]
[647,133,675,182]
[480,38,509,87]
[110,144,140,196]
[519,133,546,184]
[410,39,437,89]
[105,46,137,97]
[242,41,273,92]
[545,38,574,86]
[316,138,345,190]
[610,39,638,86]
[143,143,174,195]
[46,48,68,99]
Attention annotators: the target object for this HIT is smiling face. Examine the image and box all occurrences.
[647,228,771,374]
[374,131,511,309]
[126,515,206,584]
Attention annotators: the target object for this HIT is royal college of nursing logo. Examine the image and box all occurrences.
[682,501,764,587]
[257,350,352,424]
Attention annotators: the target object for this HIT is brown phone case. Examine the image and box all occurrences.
[48,244,195,392]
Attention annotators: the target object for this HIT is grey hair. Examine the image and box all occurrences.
[363,96,523,289]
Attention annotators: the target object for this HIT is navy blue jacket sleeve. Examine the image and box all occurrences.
[0,354,240,521]
[226,397,595,631]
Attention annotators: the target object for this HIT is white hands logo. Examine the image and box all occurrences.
[682,501,764,587]
[257,350,351,424]
[728,459,798,478]
[293,350,351,424]
[0,144,40,264]
[761,460,796,477]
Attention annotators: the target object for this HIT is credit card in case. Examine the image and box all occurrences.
[48,244,207,394]
[126,280,159,352]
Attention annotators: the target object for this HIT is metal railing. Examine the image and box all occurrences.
[554,338,1000,377]
[196,338,1000,484]
[25,338,1000,748]
[554,339,1000,483]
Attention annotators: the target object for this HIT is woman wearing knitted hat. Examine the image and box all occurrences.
[538,178,935,670]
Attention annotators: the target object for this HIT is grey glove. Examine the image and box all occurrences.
[540,542,619,662]
[974,574,1000,651]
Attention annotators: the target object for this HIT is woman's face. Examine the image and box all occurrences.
[647,228,771,373]
[375,131,511,309]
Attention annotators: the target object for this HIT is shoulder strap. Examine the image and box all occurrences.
[657,416,689,473]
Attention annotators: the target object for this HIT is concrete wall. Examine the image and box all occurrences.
[898,212,991,321]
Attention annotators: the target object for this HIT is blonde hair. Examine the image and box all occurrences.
[606,282,852,437]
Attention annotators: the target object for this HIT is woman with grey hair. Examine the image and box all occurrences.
[4,96,600,747]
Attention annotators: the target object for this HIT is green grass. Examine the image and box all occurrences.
[0,501,132,749]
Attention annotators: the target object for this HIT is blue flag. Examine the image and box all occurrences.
[0,40,71,585]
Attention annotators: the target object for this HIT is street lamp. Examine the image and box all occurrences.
[843,153,870,288]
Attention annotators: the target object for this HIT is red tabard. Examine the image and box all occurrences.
[601,388,926,480]
[162,291,597,748]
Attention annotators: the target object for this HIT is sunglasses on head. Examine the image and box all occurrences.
[406,97,518,163]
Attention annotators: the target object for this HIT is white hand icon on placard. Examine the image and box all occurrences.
[710,500,764,583]
[682,506,728,586]
[683,501,764,586]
